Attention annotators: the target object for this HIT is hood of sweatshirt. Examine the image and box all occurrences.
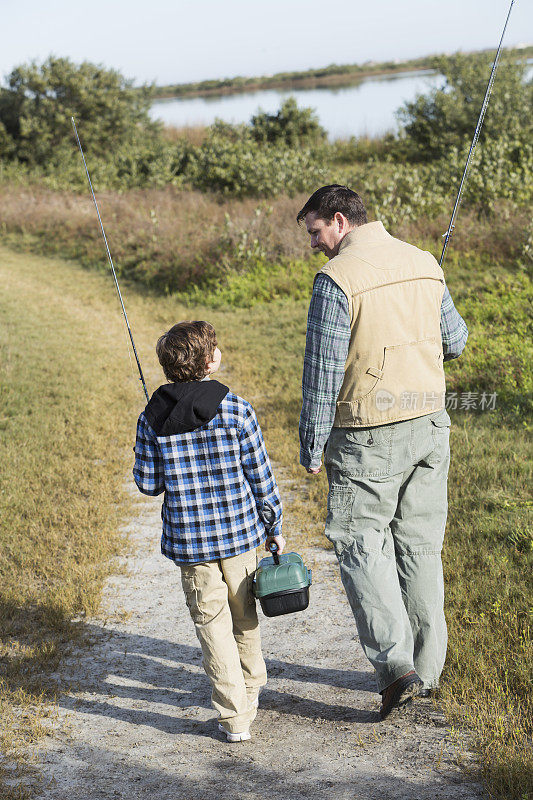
[143,379,229,436]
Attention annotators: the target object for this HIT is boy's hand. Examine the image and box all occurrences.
[265,534,286,555]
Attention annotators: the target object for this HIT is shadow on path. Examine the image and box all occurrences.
[58,624,377,731]
[37,740,481,800]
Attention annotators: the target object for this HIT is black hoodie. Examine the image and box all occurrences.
[143,379,229,437]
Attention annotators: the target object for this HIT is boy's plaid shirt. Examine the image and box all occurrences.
[300,274,469,469]
[134,392,282,564]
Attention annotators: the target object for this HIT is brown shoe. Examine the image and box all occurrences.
[418,685,440,699]
[379,670,423,720]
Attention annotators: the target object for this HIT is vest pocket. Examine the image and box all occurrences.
[337,337,444,426]
[378,338,443,410]
[349,365,384,402]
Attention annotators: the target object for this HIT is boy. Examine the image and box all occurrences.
[133,320,284,742]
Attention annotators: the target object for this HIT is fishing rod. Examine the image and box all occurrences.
[71,117,149,403]
[439,0,515,269]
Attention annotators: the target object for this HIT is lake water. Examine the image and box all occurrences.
[150,69,444,140]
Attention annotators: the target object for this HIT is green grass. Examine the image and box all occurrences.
[0,236,531,798]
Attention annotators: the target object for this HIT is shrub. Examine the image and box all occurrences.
[188,125,329,197]
[431,136,533,213]
[0,57,158,166]
[449,272,533,416]
[396,53,532,162]
[250,97,327,147]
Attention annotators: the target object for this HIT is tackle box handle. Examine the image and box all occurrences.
[269,540,280,565]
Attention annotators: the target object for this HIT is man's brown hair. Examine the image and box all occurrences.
[156,321,217,382]
[297,184,367,226]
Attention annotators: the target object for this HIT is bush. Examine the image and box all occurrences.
[397,53,532,162]
[448,272,532,416]
[431,136,533,213]
[349,134,533,228]
[250,97,327,147]
[0,57,158,165]
[1,56,530,214]
[188,125,329,197]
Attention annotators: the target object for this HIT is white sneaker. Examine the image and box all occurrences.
[218,724,251,743]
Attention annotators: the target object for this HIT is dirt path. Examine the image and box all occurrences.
[31,477,482,800]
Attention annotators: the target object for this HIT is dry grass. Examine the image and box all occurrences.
[0,185,528,301]
[0,246,161,793]
[0,198,531,798]
[0,185,311,291]
[397,206,533,268]
[160,125,208,146]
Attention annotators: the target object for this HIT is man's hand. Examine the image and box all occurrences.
[265,534,286,555]
[306,464,322,474]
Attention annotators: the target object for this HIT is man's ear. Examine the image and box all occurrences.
[334,211,347,232]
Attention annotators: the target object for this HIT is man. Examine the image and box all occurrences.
[298,185,468,720]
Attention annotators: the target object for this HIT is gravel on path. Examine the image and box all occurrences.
[32,482,482,800]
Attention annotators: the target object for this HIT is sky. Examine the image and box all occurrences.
[1,0,531,87]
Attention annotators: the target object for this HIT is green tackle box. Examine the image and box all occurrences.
[253,550,312,617]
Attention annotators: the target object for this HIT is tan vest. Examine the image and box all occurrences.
[319,221,446,427]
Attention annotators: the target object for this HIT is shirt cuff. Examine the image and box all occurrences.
[259,500,282,535]
[265,521,282,538]
[300,447,323,471]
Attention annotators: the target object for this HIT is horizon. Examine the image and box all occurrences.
[2,43,531,90]
[1,1,531,88]
[147,43,533,88]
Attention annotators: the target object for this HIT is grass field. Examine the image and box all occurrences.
[0,236,531,798]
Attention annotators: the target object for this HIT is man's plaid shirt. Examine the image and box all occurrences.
[134,392,282,564]
[300,274,469,469]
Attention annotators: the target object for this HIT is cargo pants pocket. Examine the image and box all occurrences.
[325,484,359,557]
[180,571,204,624]
[425,409,451,467]
[344,427,393,477]
[326,426,393,478]
[245,564,257,606]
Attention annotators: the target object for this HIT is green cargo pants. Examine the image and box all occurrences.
[324,408,451,693]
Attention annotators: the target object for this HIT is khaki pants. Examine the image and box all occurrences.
[325,408,451,693]
[180,547,267,734]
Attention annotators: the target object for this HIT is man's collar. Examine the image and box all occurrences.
[338,221,390,253]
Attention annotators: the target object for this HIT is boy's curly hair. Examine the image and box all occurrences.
[156,321,217,382]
